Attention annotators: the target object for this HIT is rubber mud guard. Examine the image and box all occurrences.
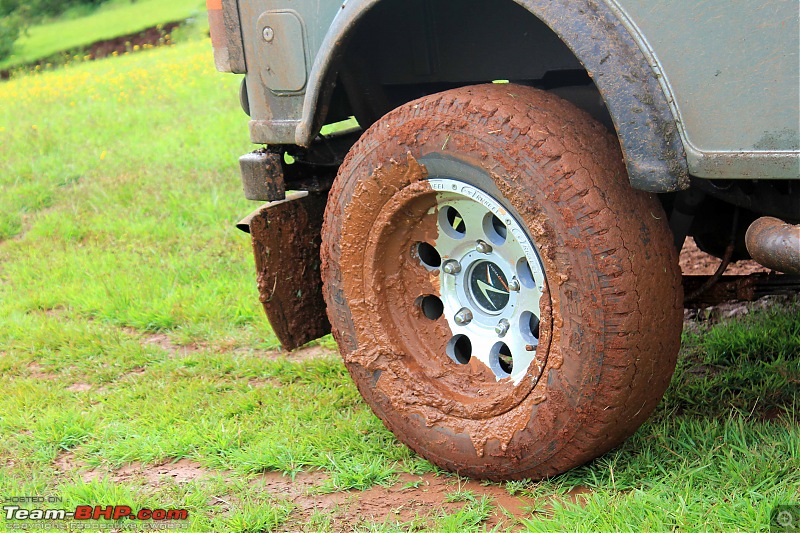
[249,192,330,350]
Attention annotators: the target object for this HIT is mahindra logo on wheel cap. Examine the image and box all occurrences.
[469,261,510,312]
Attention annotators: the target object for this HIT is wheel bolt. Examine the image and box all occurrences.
[454,307,473,326]
[442,259,462,274]
[476,240,493,254]
[495,319,510,337]
[508,277,521,291]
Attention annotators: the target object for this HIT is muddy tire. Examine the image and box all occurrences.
[321,84,683,480]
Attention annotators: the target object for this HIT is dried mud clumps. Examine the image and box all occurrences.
[334,153,553,459]
[323,84,682,480]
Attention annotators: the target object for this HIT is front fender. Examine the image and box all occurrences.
[296,0,688,193]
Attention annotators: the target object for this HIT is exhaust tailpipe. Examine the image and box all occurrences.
[745,217,800,275]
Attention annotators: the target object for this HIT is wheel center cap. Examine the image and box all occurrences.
[468,260,510,313]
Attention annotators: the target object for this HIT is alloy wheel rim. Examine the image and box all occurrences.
[418,178,548,384]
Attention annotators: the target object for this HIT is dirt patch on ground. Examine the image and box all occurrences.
[1,22,182,80]
[26,362,58,380]
[123,326,333,368]
[66,382,92,392]
[140,333,199,355]
[133,459,210,486]
[55,452,210,486]
[54,451,82,475]
[282,345,336,362]
[256,471,589,531]
[119,366,147,380]
[238,344,337,363]
[679,237,768,276]
[122,327,200,356]
[684,293,797,331]
[88,23,180,62]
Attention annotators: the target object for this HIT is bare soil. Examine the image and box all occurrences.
[51,452,588,530]
[1,21,182,80]
[87,23,181,61]
[265,344,335,363]
[26,361,57,380]
[54,452,210,486]
[258,471,589,531]
[679,237,768,276]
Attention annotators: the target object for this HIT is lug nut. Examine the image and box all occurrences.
[476,240,493,254]
[442,259,462,275]
[508,277,521,291]
[454,307,473,326]
[495,319,510,337]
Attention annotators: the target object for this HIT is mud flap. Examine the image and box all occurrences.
[239,191,331,350]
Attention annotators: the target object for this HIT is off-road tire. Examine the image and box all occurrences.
[321,84,683,480]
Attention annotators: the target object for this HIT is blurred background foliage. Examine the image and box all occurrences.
[0,0,111,60]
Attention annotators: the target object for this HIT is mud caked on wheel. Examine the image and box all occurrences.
[321,84,683,480]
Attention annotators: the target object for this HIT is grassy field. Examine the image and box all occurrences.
[0,37,799,532]
[0,0,205,70]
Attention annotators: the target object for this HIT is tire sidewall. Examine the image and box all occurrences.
[322,85,682,479]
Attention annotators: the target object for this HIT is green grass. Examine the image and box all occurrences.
[0,36,799,532]
[0,0,205,70]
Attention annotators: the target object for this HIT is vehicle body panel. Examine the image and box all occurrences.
[208,0,800,351]
[616,0,799,178]
[213,0,799,190]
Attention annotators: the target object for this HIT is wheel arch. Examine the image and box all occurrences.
[296,0,688,193]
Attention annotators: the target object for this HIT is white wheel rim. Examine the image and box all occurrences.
[420,178,547,384]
